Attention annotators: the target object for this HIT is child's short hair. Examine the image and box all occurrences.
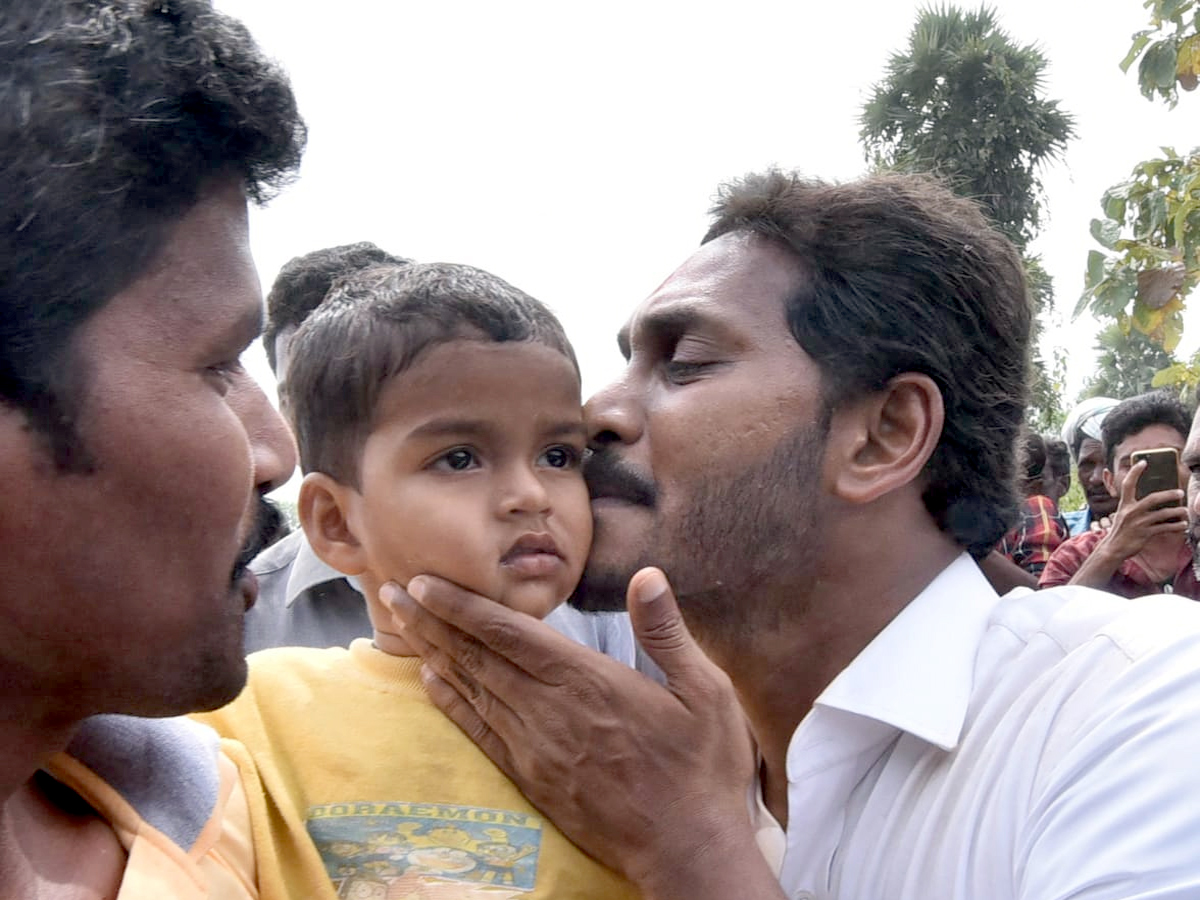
[285,261,580,486]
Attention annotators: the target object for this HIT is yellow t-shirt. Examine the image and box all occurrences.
[195,640,639,900]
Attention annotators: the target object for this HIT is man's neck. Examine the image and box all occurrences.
[0,697,78,810]
[0,686,126,898]
[0,776,125,899]
[707,527,962,830]
[1137,532,1188,581]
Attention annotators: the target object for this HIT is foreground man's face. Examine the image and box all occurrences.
[0,179,295,717]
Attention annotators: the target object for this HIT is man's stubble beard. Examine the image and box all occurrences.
[571,418,829,647]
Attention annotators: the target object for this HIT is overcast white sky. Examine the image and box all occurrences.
[215,0,1200,499]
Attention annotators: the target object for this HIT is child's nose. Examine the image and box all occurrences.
[500,465,552,517]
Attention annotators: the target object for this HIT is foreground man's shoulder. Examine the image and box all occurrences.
[46,715,258,898]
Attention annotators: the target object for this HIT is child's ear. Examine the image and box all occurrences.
[298,472,369,576]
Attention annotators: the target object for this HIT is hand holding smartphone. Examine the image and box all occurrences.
[1131,447,1182,504]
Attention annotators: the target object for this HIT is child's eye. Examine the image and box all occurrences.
[539,445,580,469]
[434,448,479,472]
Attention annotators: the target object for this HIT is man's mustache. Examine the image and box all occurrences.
[584,448,657,507]
[231,497,288,583]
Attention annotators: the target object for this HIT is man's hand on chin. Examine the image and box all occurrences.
[381,567,786,900]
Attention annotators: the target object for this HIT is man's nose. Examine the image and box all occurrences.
[232,376,297,493]
[584,372,644,449]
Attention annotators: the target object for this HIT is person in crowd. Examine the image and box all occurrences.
[197,262,638,900]
[263,241,412,421]
[1182,401,1200,578]
[1060,396,1121,534]
[245,248,641,663]
[997,432,1068,575]
[0,1,305,895]
[247,242,411,651]
[1041,391,1195,598]
[1045,436,1072,506]
[389,170,1200,900]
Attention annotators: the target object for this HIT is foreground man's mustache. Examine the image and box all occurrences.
[231,497,287,585]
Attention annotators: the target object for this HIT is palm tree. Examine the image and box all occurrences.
[1080,323,1177,402]
[860,4,1075,250]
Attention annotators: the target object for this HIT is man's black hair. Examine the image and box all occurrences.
[1101,391,1192,469]
[1046,436,1071,485]
[705,170,1031,557]
[264,243,411,371]
[1020,433,1049,487]
[0,0,306,469]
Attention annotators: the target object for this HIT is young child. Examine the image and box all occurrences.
[195,262,639,900]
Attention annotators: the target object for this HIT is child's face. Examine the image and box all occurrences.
[348,339,592,619]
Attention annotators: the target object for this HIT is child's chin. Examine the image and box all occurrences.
[498,586,568,621]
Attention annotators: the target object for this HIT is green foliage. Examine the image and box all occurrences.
[860,4,1076,249]
[1078,146,1200,351]
[1025,256,1068,433]
[1150,348,1200,405]
[860,5,1075,430]
[1080,2,1200,360]
[1121,0,1200,107]
[1058,476,1086,516]
[1079,322,1178,399]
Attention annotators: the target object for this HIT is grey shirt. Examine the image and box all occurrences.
[244,529,641,667]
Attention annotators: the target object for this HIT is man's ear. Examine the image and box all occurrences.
[825,373,944,505]
[298,472,369,576]
[1102,466,1118,498]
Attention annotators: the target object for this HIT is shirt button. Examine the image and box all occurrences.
[794,892,816,900]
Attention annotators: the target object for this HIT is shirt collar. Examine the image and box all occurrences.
[284,532,361,607]
[811,553,1001,752]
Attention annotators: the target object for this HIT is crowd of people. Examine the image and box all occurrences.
[7,2,1200,899]
[998,392,1198,599]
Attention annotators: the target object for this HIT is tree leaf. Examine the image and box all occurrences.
[1086,249,1107,288]
[1137,265,1186,308]
[1090,217,1122,249]
[1152,362,1192,386]
[1141,40,1181,92]
[1161,0,1188,20]
[1095,270,1139,318]
[1149,190,1170,231]
[1122,32,1153,72]
[1132,297,1168,334]
[1104,193,1128,221]
[1162,310,1185,352]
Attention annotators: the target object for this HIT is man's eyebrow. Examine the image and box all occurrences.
[619,303,709,358]
[1183,447,1200,468]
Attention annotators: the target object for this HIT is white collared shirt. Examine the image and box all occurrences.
[758,554,1200,900]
